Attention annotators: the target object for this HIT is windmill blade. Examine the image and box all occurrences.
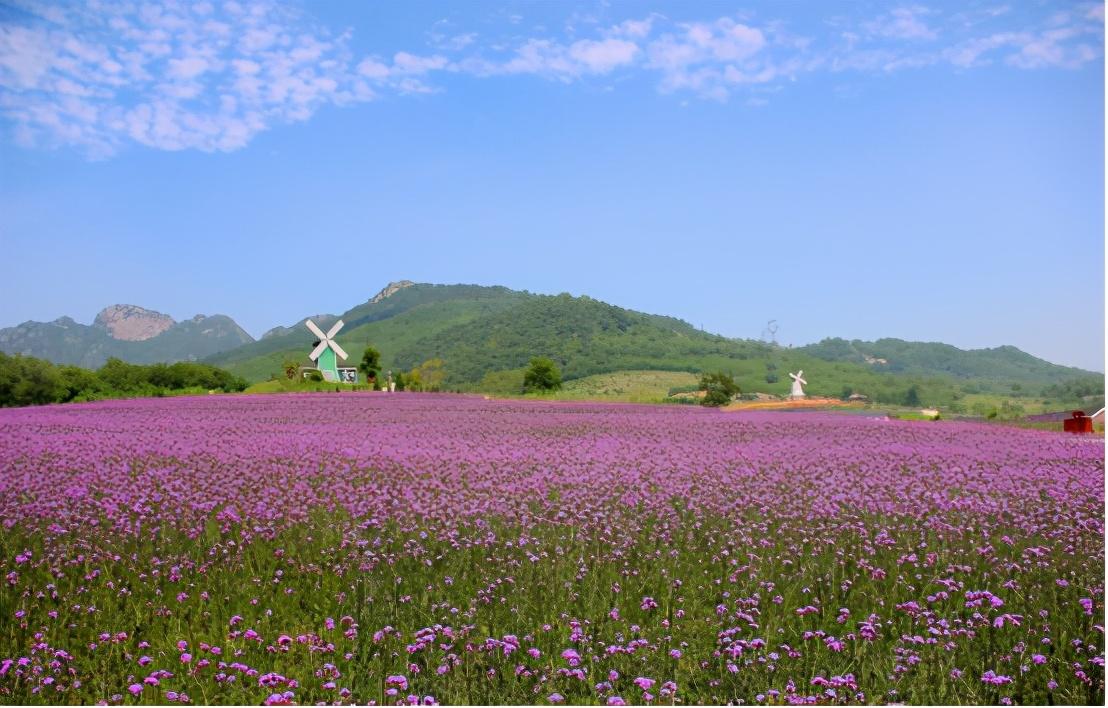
[798,377,807,385]
[305,319,326,340]
[330,341,348,361]
[797,370,803,377]
[326,319,345,339]
[309,340,328,361]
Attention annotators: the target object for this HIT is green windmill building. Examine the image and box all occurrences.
[306,318,357,383]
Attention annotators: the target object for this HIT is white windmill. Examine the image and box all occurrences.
[788,370,807,399]
[305,318,349,382]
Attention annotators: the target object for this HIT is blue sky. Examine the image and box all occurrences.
[0,1,1104,371]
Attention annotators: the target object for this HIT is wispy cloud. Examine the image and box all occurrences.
[0,0,383,156]
[0,1,1101,158]
[863,6,939,41]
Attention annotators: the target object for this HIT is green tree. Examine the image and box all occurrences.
[903,385,922,407]
[522,357,562,393]
[359,346,381,387]
[282,358,299,380]
[414,359,445,392]
[764,361,778,383]
[98,358,148,392]
[0,354,64,406]
[699,371,739,407]
[58,365,103,402]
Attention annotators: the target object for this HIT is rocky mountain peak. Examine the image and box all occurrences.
[370,280,414,304]
[93,304,175,341]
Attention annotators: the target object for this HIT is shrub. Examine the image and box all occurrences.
[523,357,562,393]
[699,371,739,407]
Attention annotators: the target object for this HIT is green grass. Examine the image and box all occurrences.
[243,379,374,394]
[551,370,700,403]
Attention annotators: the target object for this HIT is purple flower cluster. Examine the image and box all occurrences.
[0,393,1102,705]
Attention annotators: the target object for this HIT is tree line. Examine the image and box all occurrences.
[0,352,247,408]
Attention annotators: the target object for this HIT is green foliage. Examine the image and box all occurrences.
[0,353,246,407]
[699,371,739,407]
[281,358,299,380]
[208,283,531,382]
[522,357,562,393]
[903,385,922,407]
[202,284,1099,416]
[393,371,407,391]
[359,346,381,385]
[764,362,778,383]
[407,359,445,392]
[801,337,1091,387]
[477,368,527,395]
[389,293,764,385]
[504,370,698,404]
[1042,375,1105,400]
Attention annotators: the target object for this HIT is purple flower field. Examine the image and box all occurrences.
[0,393,1103,705]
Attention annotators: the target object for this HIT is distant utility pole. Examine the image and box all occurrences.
[761,319,779,346]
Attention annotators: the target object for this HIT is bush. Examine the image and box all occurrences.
[699,371,739,407]
[0,352,246,407]
[523,357,562,393]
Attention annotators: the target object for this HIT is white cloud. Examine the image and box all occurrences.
[0,1,1101,157]
[864,6,938,41]
[0,0,371,156]
[427,20,477,52]
[644,18,771,99]
[392,52,448,75]
[567,38,639,73]
[610,16,659,39]
[470,36,639,80]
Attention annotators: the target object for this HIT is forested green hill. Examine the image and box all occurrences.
[204,282,1101,412]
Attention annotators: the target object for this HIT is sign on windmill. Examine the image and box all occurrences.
[305,319,358,383]
[788,370,807,399]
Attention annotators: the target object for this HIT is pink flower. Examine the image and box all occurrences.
[386,675,409,691]
[981,671,1012,686]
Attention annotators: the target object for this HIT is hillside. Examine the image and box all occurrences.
[0,307,253,368]
[799,337,1092,384]
[389,292,769,383]
[204,282,1101,412]
[206,282,532,382]
[6,282,1098,413]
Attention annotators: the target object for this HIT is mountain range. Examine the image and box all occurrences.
[0,304,252,369]
[1,282,1100,406]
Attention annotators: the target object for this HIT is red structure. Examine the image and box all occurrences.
[1063,411,1094,434]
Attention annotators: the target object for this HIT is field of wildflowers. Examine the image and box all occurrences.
[0,393,1103,706]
